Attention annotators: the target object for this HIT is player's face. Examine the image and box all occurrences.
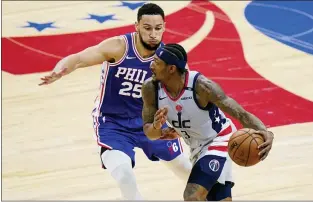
[150,55,169,82]
[136,15,165,51]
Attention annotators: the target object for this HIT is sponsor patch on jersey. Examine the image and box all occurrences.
[181,96,192,100]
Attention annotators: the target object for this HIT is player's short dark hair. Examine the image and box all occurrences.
[162,44,188,75]
[137,3,165,22]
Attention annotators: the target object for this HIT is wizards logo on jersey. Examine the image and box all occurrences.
[172,112,191,129]
[172,105,191,128]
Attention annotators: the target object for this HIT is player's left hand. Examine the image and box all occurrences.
[160,127,180,140]
[153,107,168,129]
[254,130,274,160]
[38,69,66,86]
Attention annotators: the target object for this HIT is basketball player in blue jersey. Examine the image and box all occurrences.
[142,43,275,201]
[39,3,192,200]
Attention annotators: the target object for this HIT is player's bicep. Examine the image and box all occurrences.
[196,75,247,120]
[76,46,107,67]
[196,75,267,130]
[77,36,125,67]
[141,79,157,125]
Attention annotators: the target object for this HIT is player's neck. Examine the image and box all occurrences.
[135,34,155,58]
[163,73,186,98]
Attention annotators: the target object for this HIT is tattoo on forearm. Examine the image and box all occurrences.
[141,78,157,125]
[142,105,156,125]
[218,97,267,131]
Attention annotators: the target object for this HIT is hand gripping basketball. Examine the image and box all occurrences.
[153,107,168,130]
[228,128,274,166]
[255,130,274,160]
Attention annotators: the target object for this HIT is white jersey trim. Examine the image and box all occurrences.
[110,35,129,67]
[131,32,154,62]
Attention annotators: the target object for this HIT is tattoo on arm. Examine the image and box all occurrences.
[141,78,163,139]
[195,75,267,131]
[141,78,157,125]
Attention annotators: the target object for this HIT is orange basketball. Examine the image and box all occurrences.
[228,128,264,167]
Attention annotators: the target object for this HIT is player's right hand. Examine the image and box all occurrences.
[153,107,168,129]
[256,130,274,160]
[38,70,66,86]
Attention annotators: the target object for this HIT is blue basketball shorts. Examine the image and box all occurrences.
[92,115,184,168]
[187,155,234,200]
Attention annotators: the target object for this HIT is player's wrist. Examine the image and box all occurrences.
[152,122,161,130]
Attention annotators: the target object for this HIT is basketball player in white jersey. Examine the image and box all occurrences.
[142,43,274,201]
[39,4,192,200]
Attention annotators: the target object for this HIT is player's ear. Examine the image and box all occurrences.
[168,65,176,74]
[135,21,139,32]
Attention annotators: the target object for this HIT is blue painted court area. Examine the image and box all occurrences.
[245,1,313,55]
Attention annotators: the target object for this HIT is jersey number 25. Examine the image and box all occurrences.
[119,82,142,98]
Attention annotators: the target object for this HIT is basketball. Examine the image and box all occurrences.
[228,128,264,167]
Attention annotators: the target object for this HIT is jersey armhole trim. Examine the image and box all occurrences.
[131,33,154,62]
[192,73,213,110]
[109,35,129,66]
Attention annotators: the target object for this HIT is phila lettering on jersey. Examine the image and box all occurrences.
[157,71,236,163]
[93,33,162,127]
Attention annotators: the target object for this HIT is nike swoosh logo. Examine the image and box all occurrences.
[159,96,167,100]
[126,55,136,59]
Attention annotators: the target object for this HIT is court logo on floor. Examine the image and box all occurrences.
[245,1,313,55]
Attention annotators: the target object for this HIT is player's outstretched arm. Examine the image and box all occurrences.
[195,74,274,160]
[142,78,167,140]
[39,36,126,86]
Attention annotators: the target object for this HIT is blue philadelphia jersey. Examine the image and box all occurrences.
[93,32,163,128]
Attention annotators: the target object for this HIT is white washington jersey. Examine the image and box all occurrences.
[157,71,236,164]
